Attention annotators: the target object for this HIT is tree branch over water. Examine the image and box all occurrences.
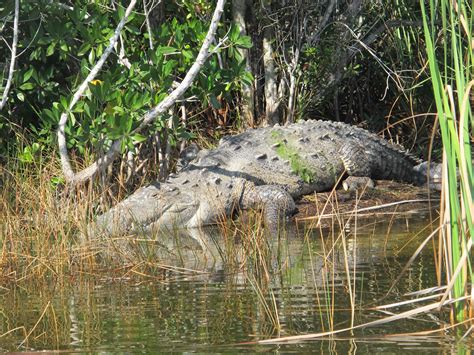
[57,0,139,183]
[58,0,226,185]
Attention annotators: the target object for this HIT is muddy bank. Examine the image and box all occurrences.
[294,180,440,224]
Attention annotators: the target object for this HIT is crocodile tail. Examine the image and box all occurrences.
[339,139,422,184]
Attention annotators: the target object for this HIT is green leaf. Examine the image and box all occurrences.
[69,111,76,125]
[241,71,254,86]
[120,138,128,153]
[50,176,65,187]
[229,24,240,42]
[31,142,41,153]
[209,94,221,109]
[23,68,34,83]
[60,41,69,52]
[77,43,91,56]
[19,146,33,163]
[182,50,194,60]
[163,60,177,77]
[132,133,147,143]
[157,46,178,56]
[84,102,91,118]
[113,106,125,115]
[46,42,56,56]
[124,115,133,132]
[73,100,84,113]
[235,36,252,49]
[88,48,95,65]
[117,5,125,19]
[60,96,69,110]
[19,82,34,90]
[17,92,25,101]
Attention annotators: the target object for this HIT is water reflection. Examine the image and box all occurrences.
[0,215,472,352]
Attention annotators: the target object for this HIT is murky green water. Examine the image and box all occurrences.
[1,214,472,352]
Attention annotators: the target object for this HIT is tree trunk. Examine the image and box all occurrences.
[232,0,255,127]
[286,48,300,123]
[263,25,280,125]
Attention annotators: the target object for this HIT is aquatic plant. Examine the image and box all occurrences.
[420,0,473,322]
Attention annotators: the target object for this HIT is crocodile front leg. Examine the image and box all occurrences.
[240,184,297,230]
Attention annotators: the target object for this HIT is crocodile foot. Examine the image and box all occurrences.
[241,184,297,230]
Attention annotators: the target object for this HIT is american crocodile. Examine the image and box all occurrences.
[90,120,440,238]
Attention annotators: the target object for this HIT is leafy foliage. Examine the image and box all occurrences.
[0,0,252,163]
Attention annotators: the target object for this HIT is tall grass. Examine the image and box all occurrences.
[420,0,473,322]
[0,152,92,281]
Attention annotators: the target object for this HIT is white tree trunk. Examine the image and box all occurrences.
[286,48,300,123]
[263,26,280,125]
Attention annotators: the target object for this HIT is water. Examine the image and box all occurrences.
[1,214,472,352]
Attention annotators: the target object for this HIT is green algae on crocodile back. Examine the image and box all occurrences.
[90,120,439,240]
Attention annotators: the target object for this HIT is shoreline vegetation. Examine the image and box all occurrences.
[0,0,472,349]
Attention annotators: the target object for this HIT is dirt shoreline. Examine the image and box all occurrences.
[294,180,440,224]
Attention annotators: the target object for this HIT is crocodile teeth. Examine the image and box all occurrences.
[255,153,267,160]
[271,142,280,148]
[181,179,189,184]
[233,145,242,151]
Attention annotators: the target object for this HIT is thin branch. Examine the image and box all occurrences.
[16,14,43,57]
[313,19,426,104]
[59,0,226,184]
[0,0,19,111]
[309,0,336,45]
[117,33,132,68]
[361,20,426,50]
[143,0,154,50]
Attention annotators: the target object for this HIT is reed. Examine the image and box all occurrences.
[1,151,80,281]
[420,0,473,322]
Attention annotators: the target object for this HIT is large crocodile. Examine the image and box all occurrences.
[90,119,440,238]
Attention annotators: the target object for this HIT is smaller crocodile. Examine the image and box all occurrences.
[90,120,441,239]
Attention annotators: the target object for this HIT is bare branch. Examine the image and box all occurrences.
[309,0,336,45]
[59,0,226,184]
[312,19,425,104]
[143,0,155,50]
[0,0,19,111]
